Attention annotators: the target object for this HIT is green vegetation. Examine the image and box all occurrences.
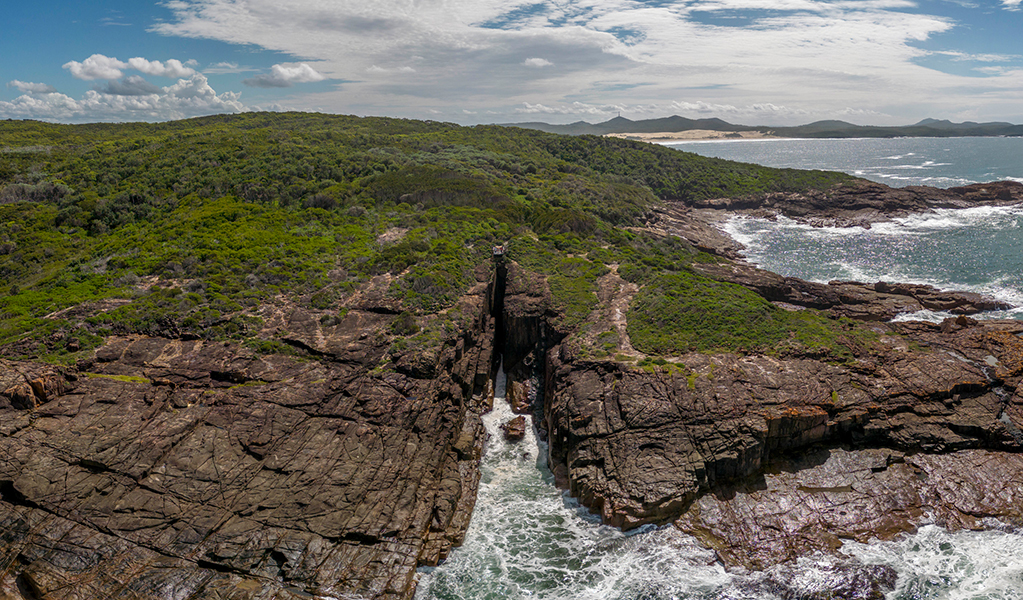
[0,112,859,362]
[627,270,860,358]
[84,372,150,384]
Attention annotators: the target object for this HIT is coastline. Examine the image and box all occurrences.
[604,129,780,142]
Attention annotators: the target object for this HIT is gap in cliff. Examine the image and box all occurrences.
[490,257,563,427]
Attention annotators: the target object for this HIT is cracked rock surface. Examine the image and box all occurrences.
[0,291,494,600]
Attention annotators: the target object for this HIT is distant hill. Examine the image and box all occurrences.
[500,115,759,136]
[504,116,1023,138]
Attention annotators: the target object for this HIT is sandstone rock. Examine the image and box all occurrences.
[544,319,1023,530]
[674,448,1023,569]
[691,262,1009,321]
[0,297,494,599]
[696,179,1023,227]
[500,416,527,441]
[508,379,531,414]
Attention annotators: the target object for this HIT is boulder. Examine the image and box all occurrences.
[500,415,527,441]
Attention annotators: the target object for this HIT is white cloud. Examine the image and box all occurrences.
[147,0,1007,125]
[95,75,164,96]
[366,65,416,74]
[63,54,128,80]
[15,0,1017,124]
[204,62,256,74]
[128,57,196,78]
[8,80,57,94]
[517,101,635,116]
[0,74,246,122]
[523,58,553,68]
[932,50,1019,63]
[670,100,809,117]
[243,63,326,88]
[63,54,198,81]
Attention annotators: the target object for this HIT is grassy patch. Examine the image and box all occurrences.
[628,270,853,356]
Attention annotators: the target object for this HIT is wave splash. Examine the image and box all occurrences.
[724,206,1023,321]
[414,365,733,600]
[415,366,1023,599]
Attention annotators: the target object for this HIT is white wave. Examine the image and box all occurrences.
[891,309,955,324]
[884,163,945,170]
[416,365,738,600]
[843,524,1023,600]
[890,204,1023,231]
[720,215,769,249]
[722,207,1023,317]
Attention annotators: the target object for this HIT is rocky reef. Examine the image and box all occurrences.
[692,179,1023,228]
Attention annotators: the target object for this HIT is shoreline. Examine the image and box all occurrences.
[605,129,781,142]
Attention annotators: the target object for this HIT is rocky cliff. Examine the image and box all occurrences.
[4,185,1023,600]
[0,270,498,599]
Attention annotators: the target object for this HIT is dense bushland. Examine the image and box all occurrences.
[0,112,856,362]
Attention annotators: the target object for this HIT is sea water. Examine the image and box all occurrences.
[723,206,1023,322]
[416,367,1023,599]
[676,136,1023,322]
[415,366,734,600]
[663,136,1023,188]
[416,140,1023,599]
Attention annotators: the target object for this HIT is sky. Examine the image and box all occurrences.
[2,0,1023,127]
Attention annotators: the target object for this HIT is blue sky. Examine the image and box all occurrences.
[3,0,1023,126]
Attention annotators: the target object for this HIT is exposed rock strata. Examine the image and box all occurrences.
[0,282,496,599]
[4,180,1023,599]
[675,448,1023,569]
[544,318,1023,530]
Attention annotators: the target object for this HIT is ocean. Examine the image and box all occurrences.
[666,136,1023,322]
[662,136,1023,189]
[415,138,1023,599]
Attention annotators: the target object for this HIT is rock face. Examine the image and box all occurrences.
[543,319,1023,530]
[0,284,495,599]
[3,179,1023,599]
[500,416,527,441]
[675,448,1023,570]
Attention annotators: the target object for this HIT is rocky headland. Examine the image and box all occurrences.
[3,114,1023,600]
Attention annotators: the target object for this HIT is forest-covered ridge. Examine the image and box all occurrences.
[0,111,856,363]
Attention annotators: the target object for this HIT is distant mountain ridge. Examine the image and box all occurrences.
[503,115,1023,138]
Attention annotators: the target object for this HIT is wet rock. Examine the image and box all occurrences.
[749,557,899,600]
[508,379,531,414]
[695,179,1023,227]
[691,261,1010,321]
[674,448,1023,570]
[501,415,527,441]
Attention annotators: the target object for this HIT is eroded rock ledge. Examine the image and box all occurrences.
[0,277,497,599]
[692,179,1023,227]
[544,318,1023,529]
